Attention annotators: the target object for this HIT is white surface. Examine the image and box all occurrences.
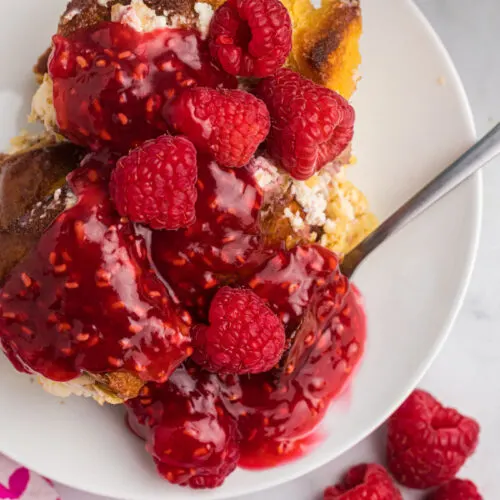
[0,0,490,499]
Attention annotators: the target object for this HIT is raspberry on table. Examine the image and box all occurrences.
[126,366,240,489]
[255,68,355,180]
[192,286,286,374]
[387,389,480,489]
[110,135,198,230]
[166,87,270,168]
[426,479,483,500]
[324,463,402,500]
[209,0,292,77]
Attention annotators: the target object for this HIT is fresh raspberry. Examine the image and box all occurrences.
[387,389,480,489]
[255,68,355,180]
[110,135,198,230]
[324,464,402,500]
[0,153,192,384]
[126,366,240,489]
[208,0,292,77]
[427,479,483,500]
[166,88,270,168]
[192,286,286,374]
[49,23,236,153]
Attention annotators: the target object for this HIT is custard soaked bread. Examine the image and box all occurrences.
[0,143,149,404]
[0,0,378,484]
[8,0,375,411]
[35,0,362,101]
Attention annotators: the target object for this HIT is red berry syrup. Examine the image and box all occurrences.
[0,153,192,383]
[49,23,237,153]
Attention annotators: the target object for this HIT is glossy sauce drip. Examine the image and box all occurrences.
[152,155,275,321]
[148,185,367,468]
[0,154,192,383]
[222,286,365,467]
[126,286,365,469]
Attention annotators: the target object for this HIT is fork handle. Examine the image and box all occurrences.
[341,123,500,277]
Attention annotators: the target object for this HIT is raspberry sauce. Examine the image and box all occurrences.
[0,148,366,479]
[221,286,366,468]
[152,155,275,321]
[140,161,368,472]
[0,154,192,383]
[126,286,365,471]
[49,23,237,153]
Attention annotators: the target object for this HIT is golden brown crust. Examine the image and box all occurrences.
[286,0,362,99]
[0,143,84,286]
[144,0,198,20]
[94,371,145,400]
[58,0,198,36]
[0,142,84,230]
[58,0,110,36]
[305,5,358,74]
[33,48,52,82]
[261,196,310,249]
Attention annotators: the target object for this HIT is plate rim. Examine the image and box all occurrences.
[0,0,483,498]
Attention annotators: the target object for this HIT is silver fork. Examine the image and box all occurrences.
[341,123,500,278]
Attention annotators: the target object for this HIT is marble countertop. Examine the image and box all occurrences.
[56,1,500,498]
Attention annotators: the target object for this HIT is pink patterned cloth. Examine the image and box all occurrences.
[0,455,60,500]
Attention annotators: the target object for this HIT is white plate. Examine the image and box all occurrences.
[0,0,481,498]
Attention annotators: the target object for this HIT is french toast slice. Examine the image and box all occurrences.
[285,0,362,99]
[33,0,208,78]
[0,142,146,404]
[16,0,373,404]
[34,0,362,102]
